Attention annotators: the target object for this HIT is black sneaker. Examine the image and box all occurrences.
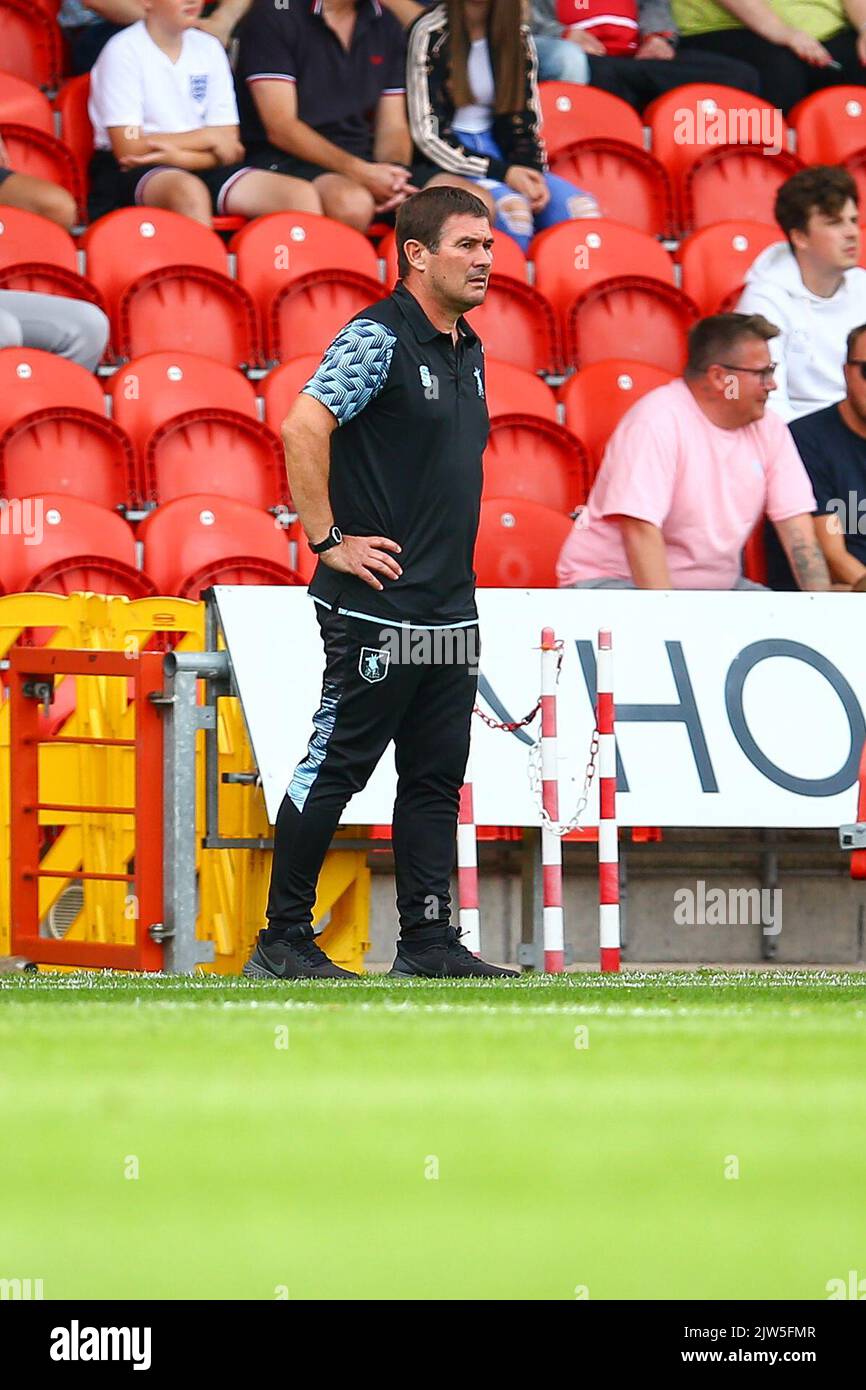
[389,927,519,979]
[242,932,359,981]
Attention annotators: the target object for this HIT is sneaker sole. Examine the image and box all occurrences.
[242,957,278,981]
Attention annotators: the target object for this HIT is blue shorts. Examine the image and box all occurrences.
[451,127,598,251]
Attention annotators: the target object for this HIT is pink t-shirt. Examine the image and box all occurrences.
[557,379,817,589]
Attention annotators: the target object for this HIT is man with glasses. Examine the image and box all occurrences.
[557,313,832,592]
[767,322,866,590]
[736,166,866,422]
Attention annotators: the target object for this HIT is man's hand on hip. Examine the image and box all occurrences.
[320,535,403,591]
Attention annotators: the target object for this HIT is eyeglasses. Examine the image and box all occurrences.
[717,362,778,384]
[847,359,866,379]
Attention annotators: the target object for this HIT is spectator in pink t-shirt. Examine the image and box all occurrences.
[557,313,831,592]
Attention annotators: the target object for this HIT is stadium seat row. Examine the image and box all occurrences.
[0,207,798,372]
[0,492,574,598]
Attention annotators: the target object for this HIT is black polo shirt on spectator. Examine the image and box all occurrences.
[766,402,866,588]
[236,0,407,167]
[300,281,488,626]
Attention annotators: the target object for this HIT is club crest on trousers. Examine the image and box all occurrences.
[359,647,390,683]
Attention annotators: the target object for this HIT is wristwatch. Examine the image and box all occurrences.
[308,525,343,555]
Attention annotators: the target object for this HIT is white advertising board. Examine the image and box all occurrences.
[212,587,866,830]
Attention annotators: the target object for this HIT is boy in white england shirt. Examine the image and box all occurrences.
[88,0,319,225]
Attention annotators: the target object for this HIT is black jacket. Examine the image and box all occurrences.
[406,3,547,183]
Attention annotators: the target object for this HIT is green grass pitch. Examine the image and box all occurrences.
[1,969,865,1301]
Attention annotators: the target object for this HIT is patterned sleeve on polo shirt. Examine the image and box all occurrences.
[302,319,397,427]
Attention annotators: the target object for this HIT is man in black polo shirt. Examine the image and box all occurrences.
[766,323,866,590]
[236,0,415,231]
[244,185,518,980]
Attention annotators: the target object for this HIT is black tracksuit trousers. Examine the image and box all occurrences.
[264,604,478,942]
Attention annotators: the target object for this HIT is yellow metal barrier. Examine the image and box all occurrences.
[0,593,371,972]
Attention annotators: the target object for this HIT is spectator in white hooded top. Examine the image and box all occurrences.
[736,166,866,423]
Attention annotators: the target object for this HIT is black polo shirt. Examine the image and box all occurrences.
[236,0,407,165]
[301,281,488,626]
[766,402,866,588]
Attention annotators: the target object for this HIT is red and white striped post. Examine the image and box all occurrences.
[540,627,565,973]
[597,629,620,972]
[457,757,481,954]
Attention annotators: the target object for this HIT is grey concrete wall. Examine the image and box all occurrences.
[364,829,866,966]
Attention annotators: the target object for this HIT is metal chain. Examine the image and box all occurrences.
[472,640,599,836]
[528,726,600,836]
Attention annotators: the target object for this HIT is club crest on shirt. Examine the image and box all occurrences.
[473,366,484,398]
[359,647,390,684]
[189,73,208,104]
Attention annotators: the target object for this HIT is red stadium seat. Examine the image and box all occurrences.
[0,408,137,512]
[231,212,382,358]
[645,84,793,233]
[143,411,287,510]
[0,72,54,133]
[0,1,61,88]
[139,494,300,597]
[565,278,698,372]
[483,359,558,422]
[0,206,101,305]
[684,146,802,235]
[538,82,644,159]
[231,211,380,292]
[559,360,674,467]
[82,209,259,365]
[0,206,77,273]
[267,271,387,363]
[743,519,768,585]
[0,124,84,215]
[108,352,257,461]
[531,220,677,362]
[484,416,592,512]
[0,493,152,597]
[549,140,674,237]
[54,75,93,200]
[789,86,866,165]
[474,498,574,587]
[465,279,558,374]
[378,225,528,287]
[0,346,105,434]
[678,221,782,314]
[260,355,321,431]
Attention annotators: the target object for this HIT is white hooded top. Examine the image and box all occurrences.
[735,241,866,423]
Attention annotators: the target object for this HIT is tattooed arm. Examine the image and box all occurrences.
[772,514,832,591]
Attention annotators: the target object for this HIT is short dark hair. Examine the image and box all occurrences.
[395,185,490,278]
[685,313,780,377]
[847,322,866,360]
[774,165,858,245]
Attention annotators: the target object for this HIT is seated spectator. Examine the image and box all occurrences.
[88,0,319,227]
[767,321,866,589]
[736,166,866,422]
[674,0,866,113]
[236,0,414,232]
[59,0,251,76]
[406,0,599,252]
[556,313,830,591]
[0,291,108,370]
[528,0,761,107]
[0,137,77,231]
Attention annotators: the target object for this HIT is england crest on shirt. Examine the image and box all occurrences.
[190,73,208,105]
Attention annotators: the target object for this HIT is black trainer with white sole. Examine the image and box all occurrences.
[389,927,519,978]
[243,932,359,981]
